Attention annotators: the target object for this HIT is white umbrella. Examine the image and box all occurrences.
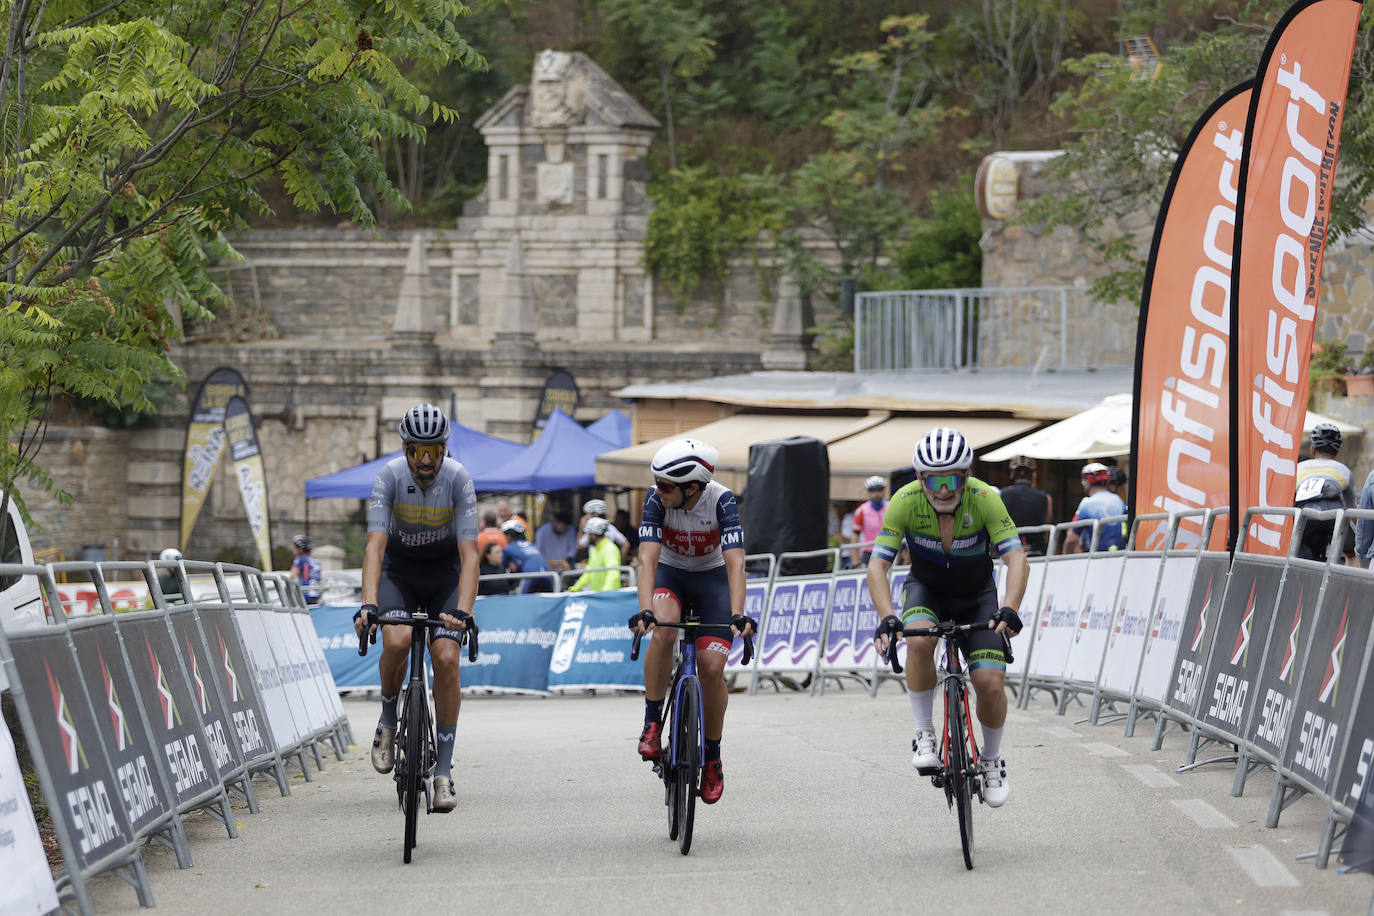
[982,392,1360,462]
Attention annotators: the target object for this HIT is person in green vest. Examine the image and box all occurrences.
[568,516,623,592]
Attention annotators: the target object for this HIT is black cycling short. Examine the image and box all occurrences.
[653,563,733,646]
[378,559,465,644]
[900,577,1007,672]
[1297,497,1344,562]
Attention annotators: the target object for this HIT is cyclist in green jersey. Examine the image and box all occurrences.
[870,427,1028,807]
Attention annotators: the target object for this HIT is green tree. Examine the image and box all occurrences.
[0,0,488,538]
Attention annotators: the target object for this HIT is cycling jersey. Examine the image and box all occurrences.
[1071,489,1127,551]
[292,554,322,602]
[872,477,1021,597]
[503,540,554,593]
[367,456,479,563]
[638,480,744,572]
[1295,457,1353,505]
[852,498,888,545]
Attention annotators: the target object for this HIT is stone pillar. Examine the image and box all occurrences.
[390,232,437,347]
[761,272,814,370]
[485,233,547,441]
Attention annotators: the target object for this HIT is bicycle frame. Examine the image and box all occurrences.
[663,631,703,775]
[937,632,980,777]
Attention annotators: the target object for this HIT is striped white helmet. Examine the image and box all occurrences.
[584,516,609,536]
[398,403,449,444]
[582,499,607,516]
[912,427,973,472]
[864,475,886,491]
[651,438,718,486]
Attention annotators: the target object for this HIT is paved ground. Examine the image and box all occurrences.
[85,683,1374,915]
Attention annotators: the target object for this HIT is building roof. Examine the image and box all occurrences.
[614,368,1137,419]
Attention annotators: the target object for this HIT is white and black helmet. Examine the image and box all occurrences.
[584,516,609,536]
[912,427,974,472]
[159,547,183,562]
[582,498,607,516]
[651,438,719,486]
[398,403,449,444]
[864,475,886,491]
[1310,422,1342,454]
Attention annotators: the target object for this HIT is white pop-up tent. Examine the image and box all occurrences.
[981,392,1361,462]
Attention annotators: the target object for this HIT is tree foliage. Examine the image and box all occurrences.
[0,0,489,526]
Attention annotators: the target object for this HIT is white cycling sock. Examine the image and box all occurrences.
[981,725,1003,759]
[910,689,935,731]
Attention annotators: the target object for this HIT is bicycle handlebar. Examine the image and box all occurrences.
[357,609,480,663]
[882,620,1014,674]
[629,619,756,667]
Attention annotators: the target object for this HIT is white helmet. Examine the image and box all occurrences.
[398,402,449,444]
[159,548,183,561]
[864,475,886,491]
[582,498,607,516]
[500,518,526,536]
[584,516,609,536]
[912,427,973,472]
[651,438,718,486]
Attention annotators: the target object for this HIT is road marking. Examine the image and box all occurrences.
[1120,764,1179,788]
[1079,742,1130,757]
[1227,844,1300,887]
[1278,911,1331,916]
[1169,798,1236,829]
[1041,726,1080,739]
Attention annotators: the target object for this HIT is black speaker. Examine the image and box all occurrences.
[742,436,830,574]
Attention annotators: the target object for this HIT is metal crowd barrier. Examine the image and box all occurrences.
[0,556,351,914]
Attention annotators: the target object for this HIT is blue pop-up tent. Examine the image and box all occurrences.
[586,408,631,448]
[305,422,525,499]
[475,409,619,492]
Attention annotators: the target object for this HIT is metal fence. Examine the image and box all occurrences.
[853,286,1137,372]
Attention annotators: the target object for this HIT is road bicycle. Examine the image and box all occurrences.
[359,607,478,863]
[630,617,755,855]
[886,620,1013,870]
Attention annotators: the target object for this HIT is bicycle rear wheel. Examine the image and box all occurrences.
[402,679,424,863]
[947,683,974,870]
[676,678,701,856]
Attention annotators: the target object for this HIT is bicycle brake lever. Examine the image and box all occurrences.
[467,629,479,663]
[742,635,754,667]
[889,637,904,675]
[357,628,368,657]
[1002,634,1014,667]
[630,631,643,662]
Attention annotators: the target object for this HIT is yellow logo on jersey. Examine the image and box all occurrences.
[393,505,454,526]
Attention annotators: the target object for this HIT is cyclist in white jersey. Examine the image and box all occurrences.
[1294,422,1354,561]
[353,403,478,812]
[628,438,754,804]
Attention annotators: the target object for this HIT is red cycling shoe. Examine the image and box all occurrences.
[700,759,724,804]
[637,721,662,759]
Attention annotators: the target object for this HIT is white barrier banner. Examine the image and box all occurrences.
[268,611,328,735]
[727,582,769,673]
[788,579,832,672]
[235,608,301,748]
[292,611,345,721]
[1064,553,1126,683]
[0,714,59,915]
[1137,554,1199,704]
[1027,556,1090,679]
[758,581,799,669]
[1004,560,1047,678]
[1097,555,1164,696]
[822,574,866,671]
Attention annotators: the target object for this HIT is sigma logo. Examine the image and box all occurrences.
[1148,103,1243,524]
[147,638,182,730]
[46,659,87,775]
[100,650,133,753]
[549,602,586,674]
[1277,592,1303,684]
[1246,63,1341,550]
[1317,600,1349,705]
[1229,581,1256,666]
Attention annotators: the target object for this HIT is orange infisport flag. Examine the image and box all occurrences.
[1230,0,1362,555]
[1132,83,1252,552]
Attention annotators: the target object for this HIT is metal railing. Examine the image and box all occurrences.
[853,286,1137,372]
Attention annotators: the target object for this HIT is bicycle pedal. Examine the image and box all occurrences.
[916,764,941,777]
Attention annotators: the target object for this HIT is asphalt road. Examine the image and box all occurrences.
[86,683,1374,915]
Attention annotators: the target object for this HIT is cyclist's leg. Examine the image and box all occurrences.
[377,570,416,710]
[644,568,685,703]
[899,578,942,694]
[686,566,733,743]
[427,567,465,785]
[960,582,1008,747]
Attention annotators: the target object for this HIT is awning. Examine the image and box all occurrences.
[595,412,889,494]
[826,416,1038,499]
[595,412,1038,500]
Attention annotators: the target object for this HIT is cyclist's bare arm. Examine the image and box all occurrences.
[724,546,746,620]
[356,530,388,637]
[632,541,662,634]
[995,547,1029,636]
[866,555,900,652]
[439,539,480,632]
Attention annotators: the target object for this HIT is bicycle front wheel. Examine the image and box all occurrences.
[676,678,701,856]
[403,681,424,863]
[947,684,974,870]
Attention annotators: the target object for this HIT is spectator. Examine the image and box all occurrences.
[578,498,628,556]
[999,456,1053,556]
[1294,423,1354,562]
[288,534,322,603]
[500,518,553,593]
[1064,463,1127,553]
[1355,469,1374,567]
[568,517,623,592]
[848,476,889,566]
[157,547,183,603]
[535,512,579,571]
[477,538,511,595]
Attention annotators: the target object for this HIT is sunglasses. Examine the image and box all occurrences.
[922,472,965,493]
[405,443,445,463]
[653,478,681,492]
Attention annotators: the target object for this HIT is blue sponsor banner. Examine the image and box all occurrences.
[727,582,768,670]
[312,606,380,690]
[464,594,565,694]
[546,591,643,691]
[824,574,863,669]
[788,580,830,669]
[760,582,799,668]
